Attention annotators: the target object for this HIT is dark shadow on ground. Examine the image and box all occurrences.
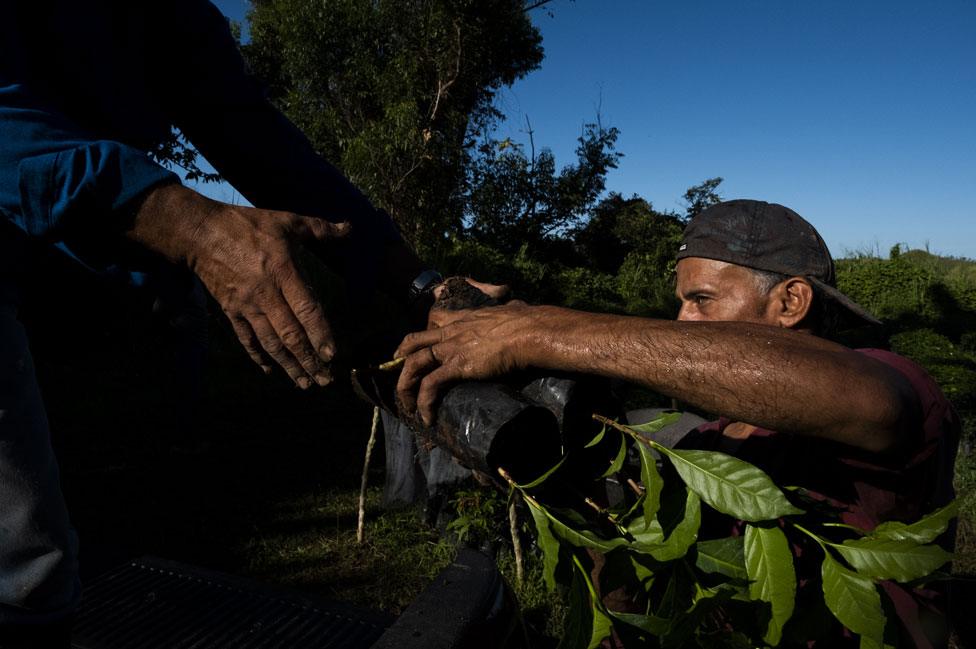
[18,254,381,584]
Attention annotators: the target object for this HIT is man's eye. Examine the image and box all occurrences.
[692,295,710,305]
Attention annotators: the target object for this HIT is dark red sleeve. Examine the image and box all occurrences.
[856,348,961,510]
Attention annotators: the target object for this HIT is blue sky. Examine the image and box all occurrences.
[206,0,975,259]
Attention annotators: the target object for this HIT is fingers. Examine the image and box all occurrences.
[278,269,336,363]
[396,344,463,427]
[416,363,462,426]
[294,216,351,242]
[396,345,440,416]
[264,294,334,387]
[464,278,510,300]
[395,327,446,360]
[241,312,313,387]
[229,316,273,375]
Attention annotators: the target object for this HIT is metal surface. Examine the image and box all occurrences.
[71,557,390,649]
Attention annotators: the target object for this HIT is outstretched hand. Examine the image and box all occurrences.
[128,183,347,388]
[395,302,559,425]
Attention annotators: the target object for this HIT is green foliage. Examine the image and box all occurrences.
[447,486,508,546]
[682,177,724,219]
[503,414,956,648]
[890,329,976,413]
[870,501,958,544]
[654,446,803,521]
[466,121,621,255]
[837,248,975,462]
[150,129,221,183]
[244,0,544,252]
[820,553,886,647]
[744,524,795,646]
[695,537,747,580]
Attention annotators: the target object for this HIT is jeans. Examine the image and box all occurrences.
[0,302,79,627]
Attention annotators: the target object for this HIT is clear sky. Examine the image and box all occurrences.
[206,0,975,259]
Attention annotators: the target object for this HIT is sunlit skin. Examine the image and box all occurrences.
[676,258,778,324]
[395,257,918,453]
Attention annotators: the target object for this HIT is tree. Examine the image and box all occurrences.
[465,119,621,257]
[574,192,682,274]
[243,0,545,253]
[150,130,221,184]
[683,176,723,220]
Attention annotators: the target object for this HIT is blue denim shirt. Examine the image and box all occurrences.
[0,0,400,301]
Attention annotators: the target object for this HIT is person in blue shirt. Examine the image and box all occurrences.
[0,1,442,643]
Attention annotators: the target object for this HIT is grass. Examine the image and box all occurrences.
[240,488,455,613]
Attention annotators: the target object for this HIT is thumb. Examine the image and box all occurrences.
[294,216,351,242]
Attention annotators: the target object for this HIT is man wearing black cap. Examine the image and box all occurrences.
[394,199,960,646]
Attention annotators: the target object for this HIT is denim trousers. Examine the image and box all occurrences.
[0,302,79,627]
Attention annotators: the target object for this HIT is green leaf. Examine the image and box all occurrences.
[660,588,733,649]
[628,411,682,436]
[832,537,952,583]
[630,488,701,562]
[584,423,607,448]
[869,500,958,545]
[821,552,885,646]
[533,499,629,553]
[601,432,628,478]
[655,446,804,521]
[525,498,562,591]
[652,561,697,621]
[516,455,567,490]
[695,537,747,580]
[744,524,796,646]
[635,434,664,524]
[859,635,896,649]
[610,610,669,636]
[588,608,613,649]
[572,554,614,649]
[559,564,592,649]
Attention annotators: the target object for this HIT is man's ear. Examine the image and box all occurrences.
[772,277,814,329]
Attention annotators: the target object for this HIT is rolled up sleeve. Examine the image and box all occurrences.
[0,84,178,269]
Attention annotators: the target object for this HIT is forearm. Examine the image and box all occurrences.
[518,307,913,450]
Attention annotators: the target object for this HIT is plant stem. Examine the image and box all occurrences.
[593,413,672,459]
[378,357,405,371]
[626,478,645,495]
[791,522,828,551]
[357,407,381,544]
[509,500,524,586]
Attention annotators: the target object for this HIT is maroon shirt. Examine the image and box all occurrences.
[683,349,960,648]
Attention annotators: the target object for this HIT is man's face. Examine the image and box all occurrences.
[675,257,777,324]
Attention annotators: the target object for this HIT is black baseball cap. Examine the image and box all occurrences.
[676,199,881,326]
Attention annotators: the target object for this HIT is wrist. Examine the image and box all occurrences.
[517,305,599,374]
[126,182,216,267]
[512,305,561,370]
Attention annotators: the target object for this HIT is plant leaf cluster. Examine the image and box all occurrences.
[501,413,956,648]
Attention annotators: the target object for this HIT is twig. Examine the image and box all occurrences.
[357,407,381,544]
[626,478,645,496]
[378,357,404,371]
[509,500,524,586]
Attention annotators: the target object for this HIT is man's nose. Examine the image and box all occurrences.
[676,303,698,321]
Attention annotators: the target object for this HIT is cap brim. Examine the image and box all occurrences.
[808,277,882,327]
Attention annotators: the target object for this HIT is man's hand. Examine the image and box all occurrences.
[128,183,347,388]
[395,303,552,425]
[427,278,510,328]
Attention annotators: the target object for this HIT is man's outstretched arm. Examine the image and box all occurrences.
[394,304,919,453]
